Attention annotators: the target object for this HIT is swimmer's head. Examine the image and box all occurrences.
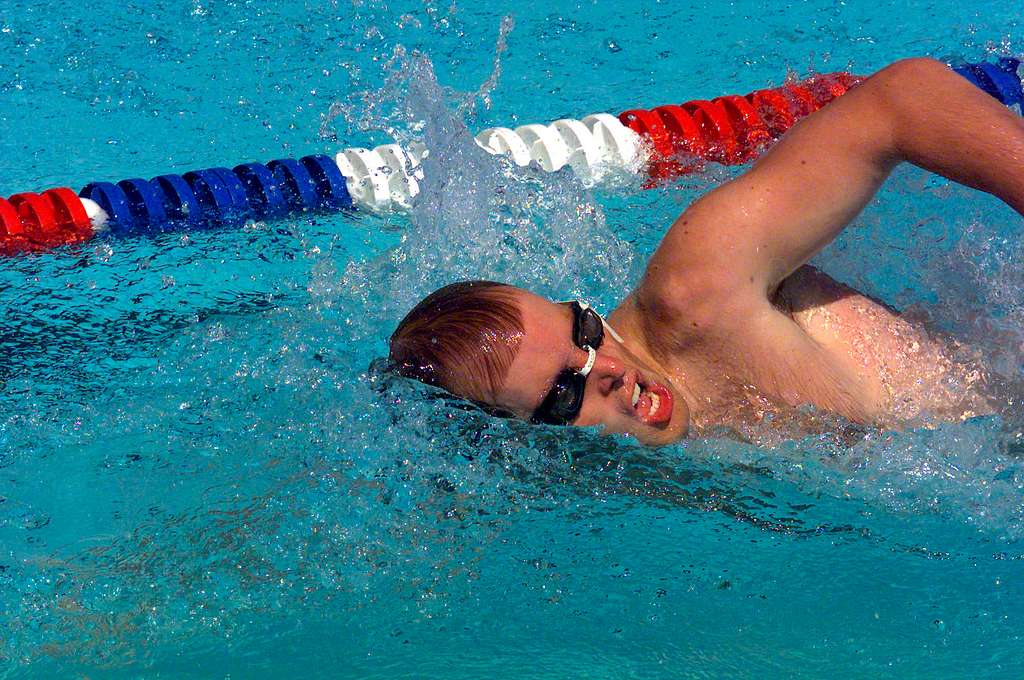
[389,280,525,404]
[390,281,690,446]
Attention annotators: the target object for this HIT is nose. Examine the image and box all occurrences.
[587,351,628,396]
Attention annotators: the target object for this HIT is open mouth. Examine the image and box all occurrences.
[631,377,673,426]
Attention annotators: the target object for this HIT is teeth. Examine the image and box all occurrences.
[648,393,661,417]
[632,383,641,408]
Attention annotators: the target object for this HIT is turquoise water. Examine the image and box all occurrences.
[2,0,1024,676]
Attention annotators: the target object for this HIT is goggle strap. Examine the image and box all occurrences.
[579,346,597,377]
[603,320,624,344]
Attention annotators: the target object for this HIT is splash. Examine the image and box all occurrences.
[316,44,1024,549]
[329,42,639,341]
[455,14,514,115]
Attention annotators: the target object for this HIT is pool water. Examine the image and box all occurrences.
[2,0,1024,676]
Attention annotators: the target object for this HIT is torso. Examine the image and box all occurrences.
[649,266,992,437]
[776,267,991,423]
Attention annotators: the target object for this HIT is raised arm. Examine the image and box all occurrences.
[637,57,1024,322]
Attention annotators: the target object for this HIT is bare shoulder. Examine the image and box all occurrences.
[627,259,756,357]
[629,211,765,352]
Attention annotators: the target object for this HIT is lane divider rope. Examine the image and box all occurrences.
[0,58,1018,257]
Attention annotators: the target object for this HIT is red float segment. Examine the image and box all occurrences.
[810,72,865,105]
[45,187,93,241]
[804,73,847,105]
[681,100,740,163]
[9,192,65,246]
[713,95,772,159]
[778,84,819,117]
[652,105,708,159]
[0,198,34,255]
[619,108,693,181]
[0,189,94,252]
[713,95,764,133]
[0,189,93,252]
[746,88,797,135]
[618,109,677,158]
[619,71,863,180]
[0,198,22,236]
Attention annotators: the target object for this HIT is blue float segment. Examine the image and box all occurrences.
[267,158,320,211]
[209,167,250,220]
[953,63,982,90]
[79,182,136,235]
[300,154,353,210]
[954,59,1023,107]
[154,174,204,229]
[959,64,1000,99]
[987,58,1023,107]
[233,162,288,220]
[184,169,245,225]
[117,178,168,232]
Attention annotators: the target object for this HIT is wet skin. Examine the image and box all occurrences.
[486,58,1024,445]
[493,290,691,446]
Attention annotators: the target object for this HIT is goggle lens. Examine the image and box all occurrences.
[531,301,606,425]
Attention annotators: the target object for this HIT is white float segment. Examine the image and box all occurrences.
[376,144,423,210]
[581,113,643,167]
[515,123,572,172]
[337,148,393,212]
[475,127,532,166]
[470,113,646,186]
[80,196,110,231]
[550,118,603,178]
[337,113,645,211]
[334,142,429,213]
[78,113,646,226]
[324,112,646,212]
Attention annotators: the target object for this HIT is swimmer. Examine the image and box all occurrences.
[390,58,1024,446]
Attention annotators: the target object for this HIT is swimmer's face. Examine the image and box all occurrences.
[491,289,689,446]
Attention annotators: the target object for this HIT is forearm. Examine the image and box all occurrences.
[882,57,1024,214]
[641,57,1024,302]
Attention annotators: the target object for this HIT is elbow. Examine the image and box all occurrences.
[860,57,951,160]
[876,56,949,80]
[870,57,955,106]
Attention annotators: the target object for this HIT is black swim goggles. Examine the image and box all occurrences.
[530,301,606,426]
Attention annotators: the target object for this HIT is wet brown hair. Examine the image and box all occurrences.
[389,280,524,403]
